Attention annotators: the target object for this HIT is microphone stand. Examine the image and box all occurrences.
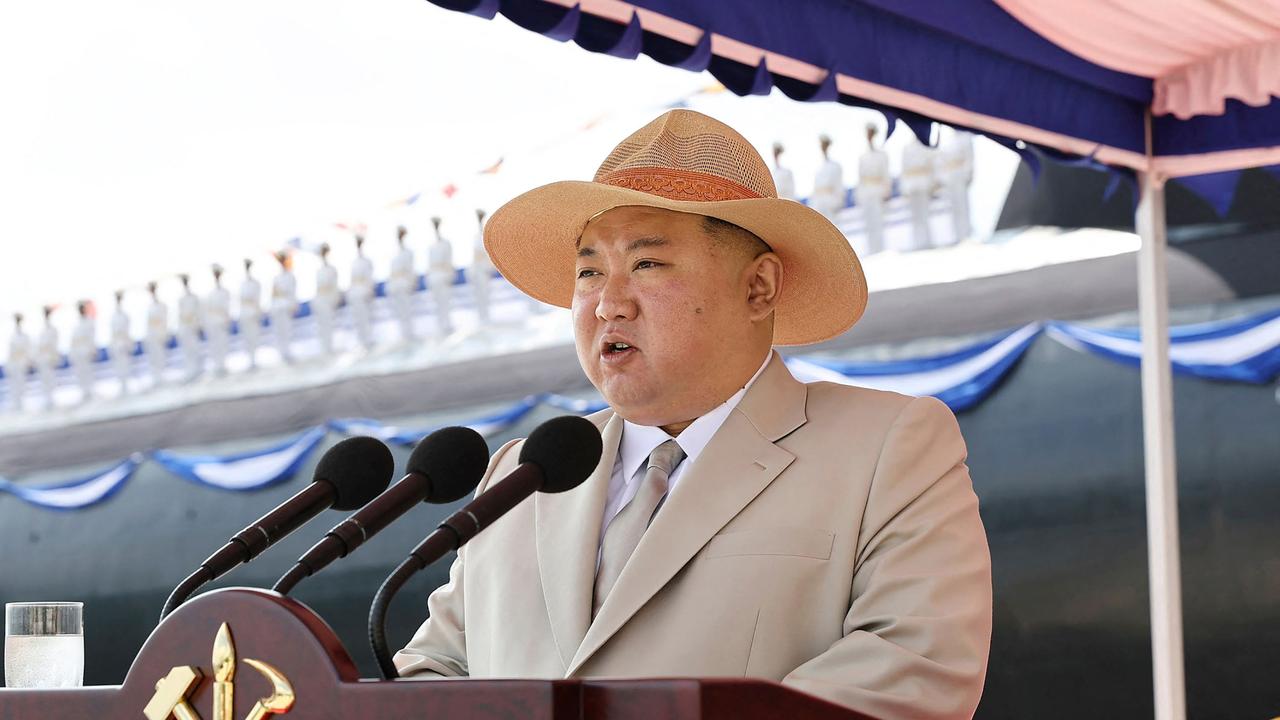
[160,568,213,620]
[367,416,601,678]
[368,527,461,679]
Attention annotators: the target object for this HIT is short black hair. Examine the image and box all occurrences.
[700,216,772,258]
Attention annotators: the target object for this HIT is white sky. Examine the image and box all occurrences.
[0,0,1018,339]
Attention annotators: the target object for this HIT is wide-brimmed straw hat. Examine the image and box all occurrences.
[484,109,867,346]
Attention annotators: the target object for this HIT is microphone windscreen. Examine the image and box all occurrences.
[518,415,603,493]
[408,426,490,503]
[316,436,396,511]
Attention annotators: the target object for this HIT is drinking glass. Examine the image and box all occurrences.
[4,602,84,688]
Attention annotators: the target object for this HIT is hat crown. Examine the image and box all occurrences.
[592,109,778,202]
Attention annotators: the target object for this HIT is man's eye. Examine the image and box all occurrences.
[635,260,660,270]
[577,268,599,279]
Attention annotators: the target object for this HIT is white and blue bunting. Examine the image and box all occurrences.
[1047,306,1280,384]
[786,323,1042,412]
[3,306,1277,511]
[151,426,329,491]
[0,455,142,511]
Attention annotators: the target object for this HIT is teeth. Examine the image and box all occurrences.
[610,342,630,351]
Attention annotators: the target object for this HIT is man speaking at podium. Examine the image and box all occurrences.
[395,110,992,720]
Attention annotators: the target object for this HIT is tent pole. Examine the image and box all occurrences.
[1136,108,1186,720]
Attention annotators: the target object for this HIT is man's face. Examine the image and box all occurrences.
[572,206,769,427]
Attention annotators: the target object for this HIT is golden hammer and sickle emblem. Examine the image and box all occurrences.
[144,623,295,720]
[143,666,203,720]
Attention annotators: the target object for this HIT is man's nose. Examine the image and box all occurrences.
[595,274,637,321]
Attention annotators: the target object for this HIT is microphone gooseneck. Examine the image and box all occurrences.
[272,426,490,596]
[159,436,394,620]
[369,415,603,678]
[368,557,422,679]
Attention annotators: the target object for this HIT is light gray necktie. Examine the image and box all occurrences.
[593,439,686,618]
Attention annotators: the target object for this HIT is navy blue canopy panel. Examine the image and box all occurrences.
[425,0,1280,177]
[631,0,1148,151]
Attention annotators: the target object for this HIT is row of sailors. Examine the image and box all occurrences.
[4,214,503,411]
[772,126,975,253]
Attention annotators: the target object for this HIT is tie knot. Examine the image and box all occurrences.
[647,440,685,477]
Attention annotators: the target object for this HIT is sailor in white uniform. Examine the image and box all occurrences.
[270,251,298,364]
[939,129,975,245]
[205,265,232,376]
[35,306,61,408]
[7,313,32,412]
[771,142,796,201]
[388,226,417,343]
[855,123,891,256]
[144,283,170,387]
[176,274,203,381]
[428,217,455,337]
[899,137,936,251]
[348,234,376,350]
[314,243,340,355]
[109,291,134,393]
[470,209,494,327]
[239,259,263,371]
[69,300,98,402]
[811,134,845,222]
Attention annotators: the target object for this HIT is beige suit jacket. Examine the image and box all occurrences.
[395,352,992,720]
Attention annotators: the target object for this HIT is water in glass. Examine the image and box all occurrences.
[4,635,84,688]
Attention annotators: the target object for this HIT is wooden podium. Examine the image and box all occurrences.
[0,588,874,719]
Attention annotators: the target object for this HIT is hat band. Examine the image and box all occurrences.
[597,167,764,202]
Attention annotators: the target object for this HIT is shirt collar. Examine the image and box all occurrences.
[618,352,772,482]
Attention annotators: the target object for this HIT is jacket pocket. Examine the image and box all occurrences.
[704,527,834,560]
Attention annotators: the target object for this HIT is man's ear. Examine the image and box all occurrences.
[744,252,782,322]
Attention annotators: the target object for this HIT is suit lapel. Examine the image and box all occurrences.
[535,411,621,672]
[566,352,808,676]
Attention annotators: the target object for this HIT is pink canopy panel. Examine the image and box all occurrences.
[997,0,1280,119]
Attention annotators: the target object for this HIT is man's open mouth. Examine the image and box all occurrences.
[602,340,638,358]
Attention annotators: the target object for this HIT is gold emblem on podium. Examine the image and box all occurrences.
[144,623,295,720]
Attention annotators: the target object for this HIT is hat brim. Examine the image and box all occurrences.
[484,181,868,346]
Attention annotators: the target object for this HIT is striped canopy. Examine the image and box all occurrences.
[424,4,1278,718]
[428,0,1280,180]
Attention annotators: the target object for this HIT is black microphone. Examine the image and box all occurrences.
[368,415,602,678]
[427,415,602,552]
[160,436,394,619]
[272,425,490,595]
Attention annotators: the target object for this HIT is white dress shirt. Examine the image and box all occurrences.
[597,353,772,562]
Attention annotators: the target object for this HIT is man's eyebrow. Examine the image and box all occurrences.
[575,235,667,258]
[626,236,667,252]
